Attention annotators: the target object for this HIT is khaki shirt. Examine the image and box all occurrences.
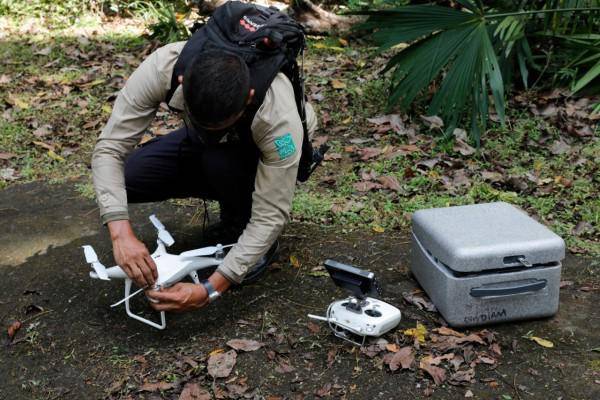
[92,41,317,283]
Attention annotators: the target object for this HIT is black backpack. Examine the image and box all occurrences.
[166,1,327,182]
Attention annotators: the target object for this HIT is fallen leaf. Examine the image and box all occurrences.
[455,333,486,346]
[452,169,471,188]
[572,221,592,236]
[48,150,65,162]
[372,225,385,233]
[540,104,559,118]
[35,46,53,56]
[0,152,16,160]
[324,152,341,161]
[403,291,437,312]
[349,138,371,144]
[315,382,332,397]
[490,343,502,356]
[397,144,421,153]
[388,346,414,371]
[559,280,574,288]
[82,118,102,130]
[179,383,211,400]
[353,181,382,192]
[7,320,22,341]
[550,140,571,155]
[0,74,10,85]
[307,321,321,334]
[330,79,346,89]
[1,168,19,181]
[419,360,446,385]
[423,353,454,366]
[289,255,300,268]
[226,382,248,397]
[450,368,475,385]
[404,322,427,343]
[32,141,55,151]
[477,356,496,365]
[575,125,593,137]
[386,343,399,353]
[433,327,465,338]
[453,133,476,156]
[6,93,29,109]
[208,349,237,378]
[327,348,337,367]
[528,336,554,348]
[367,115,392,125]
[416,158,440,170]
[449,355,464,371]
[358,147,382,161]
[465,389,474,397]
[33,124,53,137]
[275,358,295,373]
[377,175,401,192]
[361,344,382,358]
[481,171,504,183]
[420,115,444,130]
[208,348,225,356]
[226,339,264,352]
[139,381,177,392]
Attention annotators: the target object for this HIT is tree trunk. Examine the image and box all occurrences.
[195,0,359,35]
[289,0,358,35]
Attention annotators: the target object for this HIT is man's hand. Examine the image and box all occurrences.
[147,283,208,312]
[108,220,158,287]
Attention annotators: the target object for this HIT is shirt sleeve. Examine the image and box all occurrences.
[216,74,303,283]
[91,42,184,224]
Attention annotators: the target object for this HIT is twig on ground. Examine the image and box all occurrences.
[21,309,53,324]
[280,297,319,310]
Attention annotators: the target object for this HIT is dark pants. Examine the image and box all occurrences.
[124,127,259,226]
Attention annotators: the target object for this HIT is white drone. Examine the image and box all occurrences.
[82,214,232,330]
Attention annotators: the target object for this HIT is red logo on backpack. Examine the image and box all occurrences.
[239,15,263,32]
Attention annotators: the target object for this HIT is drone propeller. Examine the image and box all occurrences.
[179,244,234,259]
[149,214,174,247]
[82,245,109,280]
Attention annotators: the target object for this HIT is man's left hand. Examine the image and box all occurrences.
[147,283,208,312]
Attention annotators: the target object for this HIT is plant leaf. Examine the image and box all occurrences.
[358,6,477,50]
[572,59,600,93]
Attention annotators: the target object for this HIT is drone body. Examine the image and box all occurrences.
[83,214,231,329]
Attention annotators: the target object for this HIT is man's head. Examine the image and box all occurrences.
[182,51,253,135]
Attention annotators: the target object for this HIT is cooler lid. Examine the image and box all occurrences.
[411,202,565,273]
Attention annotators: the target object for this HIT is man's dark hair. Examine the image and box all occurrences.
[183,51,250,128]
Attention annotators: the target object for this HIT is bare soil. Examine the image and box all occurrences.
[1,182,599,399]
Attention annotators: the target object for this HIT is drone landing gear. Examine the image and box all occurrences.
[122,270,202,330]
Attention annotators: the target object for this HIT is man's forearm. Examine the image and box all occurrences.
[107,219,134,240]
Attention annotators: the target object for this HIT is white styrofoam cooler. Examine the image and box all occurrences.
[410,202,565,327]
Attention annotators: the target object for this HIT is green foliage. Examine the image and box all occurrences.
[132,0,192,43]
[356,1,600,143]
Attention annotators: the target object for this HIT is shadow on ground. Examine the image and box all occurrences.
[1,183,599,400]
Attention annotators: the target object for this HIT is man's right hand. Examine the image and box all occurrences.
[107,220,158,287]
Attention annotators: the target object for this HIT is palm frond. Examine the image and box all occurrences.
[357,5,479,50]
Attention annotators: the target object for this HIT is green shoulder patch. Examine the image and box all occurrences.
[274,133,296,160]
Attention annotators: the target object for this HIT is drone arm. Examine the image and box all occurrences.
[157,257,221,288]
[123,279,166,330]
